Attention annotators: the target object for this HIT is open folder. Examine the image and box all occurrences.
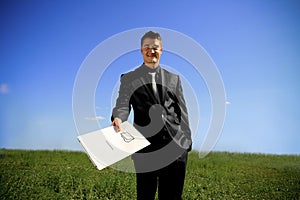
[77,121,150,170]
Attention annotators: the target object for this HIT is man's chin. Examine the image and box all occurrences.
[151,58,158,63]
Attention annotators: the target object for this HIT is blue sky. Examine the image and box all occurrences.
[0,0,299,155]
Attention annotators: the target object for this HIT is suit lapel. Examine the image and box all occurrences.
[160,68,167,103]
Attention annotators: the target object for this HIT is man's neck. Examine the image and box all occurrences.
[144,62,159,69]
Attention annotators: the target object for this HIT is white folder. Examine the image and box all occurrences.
[77,121,150,170]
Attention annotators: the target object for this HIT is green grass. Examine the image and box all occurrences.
[0,149,299,199]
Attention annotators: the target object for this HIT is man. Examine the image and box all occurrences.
[111,31,192,200]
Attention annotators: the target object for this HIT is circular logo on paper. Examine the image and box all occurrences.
[72,27,226,173]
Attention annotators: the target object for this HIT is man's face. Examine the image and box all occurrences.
[141,38,162,67]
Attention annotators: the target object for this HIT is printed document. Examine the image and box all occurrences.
[77,121,150,170]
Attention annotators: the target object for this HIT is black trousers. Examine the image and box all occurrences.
[133,151,188,200]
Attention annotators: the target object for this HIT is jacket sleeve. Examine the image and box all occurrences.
[176,76,192,149]
[111,74,131,122]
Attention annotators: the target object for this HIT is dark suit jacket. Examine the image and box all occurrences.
[112,64,192,152]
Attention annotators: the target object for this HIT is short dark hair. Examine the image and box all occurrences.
[141,31,162,47]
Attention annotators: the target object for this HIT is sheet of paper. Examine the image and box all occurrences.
[77,121,150,170]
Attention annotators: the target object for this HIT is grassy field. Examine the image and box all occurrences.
[0,149,299,199]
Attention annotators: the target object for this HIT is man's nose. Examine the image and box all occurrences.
[151,48,155,53]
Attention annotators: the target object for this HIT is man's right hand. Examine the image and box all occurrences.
[111,117,122,132]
